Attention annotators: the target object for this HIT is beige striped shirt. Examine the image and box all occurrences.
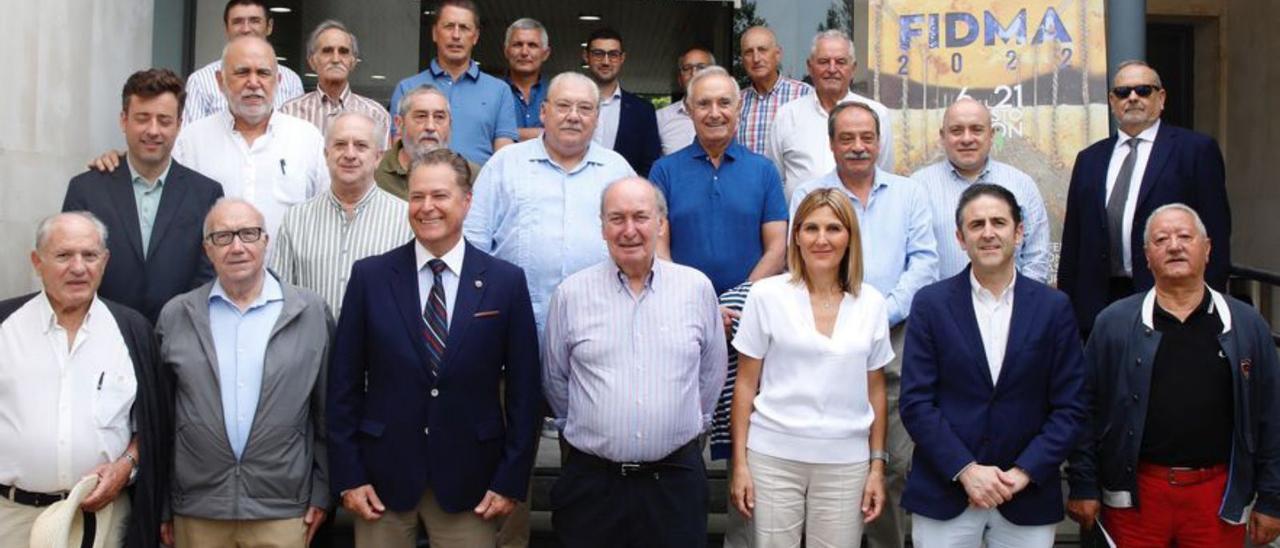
[270,185,411,316]
[279,86,392,149]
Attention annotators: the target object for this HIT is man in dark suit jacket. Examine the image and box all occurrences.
[63,68,223,322]
[328,149,541,548]
[901,185,1087,546]
[582,27,661,176]
[1059,60,1230,336]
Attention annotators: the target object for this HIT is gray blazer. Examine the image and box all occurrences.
[156,278,332,520]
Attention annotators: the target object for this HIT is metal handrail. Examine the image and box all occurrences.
[1230,265,1280,346]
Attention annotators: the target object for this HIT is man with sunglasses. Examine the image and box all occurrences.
[1060,60,1231,338]
[156,198,332,548]
[582,28,661,176]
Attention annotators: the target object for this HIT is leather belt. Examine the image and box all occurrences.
[1,484,69,507]
[568,438,700,478]
[1138,462,1228,486]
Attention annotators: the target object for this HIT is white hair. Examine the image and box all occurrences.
[505,17,548,49]
[548,71,600,105]
[684,65,739,104]
[1143,203,1208,246]
[35,212,108,251]
[810,29,856,60]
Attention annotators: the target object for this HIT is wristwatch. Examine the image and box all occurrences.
[123,452,139,483]
[870,450,889,464]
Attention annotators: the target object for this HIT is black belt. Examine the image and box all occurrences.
[568,438,700,477]
[1,484,69,507]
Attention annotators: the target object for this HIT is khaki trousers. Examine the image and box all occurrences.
[0,490,129,548]
[174,514,306,548]
[354,488,496,548]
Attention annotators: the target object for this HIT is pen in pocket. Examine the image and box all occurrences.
[97,371,104,391]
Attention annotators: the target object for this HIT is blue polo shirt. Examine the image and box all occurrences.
[650,141,788,294]
[389,59,518,164]
[506,76,548,128]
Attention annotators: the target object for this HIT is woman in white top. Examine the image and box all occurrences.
[729,188,891,547]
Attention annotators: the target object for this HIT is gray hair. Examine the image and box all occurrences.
[599,177,668,219]
[677,47,717,70]
[397,84,450,119]
[35,212,109,251]
[306,19,360,60]
[203,197,265,239]
[1143,203,1208,246]
[684,65,739,105]
[827,100,881,139]
[324,110,385,149]
[810,29,856,60]
[220,35,277,73]
[548,71,601,105]
[505,17,548,49]
[1114,59,1163,88]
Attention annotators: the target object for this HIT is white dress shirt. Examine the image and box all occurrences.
[767,91,894,201]
[1104,120,1161,276]
[0,295,135,493]
[415,236,466,326]
[655,101,696,155]
[970,271,1015,384]
[173,110,329,239]
[593,84,624,150]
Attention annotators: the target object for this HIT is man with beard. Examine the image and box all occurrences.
[281,20,391,148]
[581,27,661,176]
[376,85,480,201]
[183,0,303,124]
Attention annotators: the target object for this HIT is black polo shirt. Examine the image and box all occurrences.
[1139,290,1234,467]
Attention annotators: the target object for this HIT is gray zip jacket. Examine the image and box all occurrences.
[157,279,332,520]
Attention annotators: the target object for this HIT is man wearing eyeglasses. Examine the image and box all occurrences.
[1060,60,1231,338]
[581,28,661,177]
[655,46,715,156]
[156,198,332,548]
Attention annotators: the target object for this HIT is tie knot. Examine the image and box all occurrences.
[1126,137,1141,149]
[428,259,447,275]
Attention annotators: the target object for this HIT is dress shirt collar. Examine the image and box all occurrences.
[969,268,1016,305]
[216,108,280,134]
[36,292,105,336]
[601,83,624,105]
[320,84,353,107]
[430,58,480,81]
[505,75,546,94]
[1117,119,1161,148]
[806,90,859,116]
[414,235,466,276]
[210,270,283,311]
[126,156,172,188]
[530,136,607,173]
[947,159,991,183]
[744,74,786,99]
[325,182,380,212]
[692,140,746,163]
[1140,284,1232,334]
[610,257,662,293]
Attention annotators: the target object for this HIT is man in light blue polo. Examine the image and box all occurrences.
[389,0,517,164]
[651,66,787,295]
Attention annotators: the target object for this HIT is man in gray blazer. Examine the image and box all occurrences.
[156,198,332,548]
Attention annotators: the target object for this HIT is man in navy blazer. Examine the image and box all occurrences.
[328,148,541,547]
[582,27,661,177]
[62,68,223,323]
[1060,60,1230,336]
[901,184,1087,546]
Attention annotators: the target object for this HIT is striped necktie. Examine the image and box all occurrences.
[423,259,448,376]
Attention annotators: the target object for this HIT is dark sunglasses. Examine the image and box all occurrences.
[1111,85,1160,99]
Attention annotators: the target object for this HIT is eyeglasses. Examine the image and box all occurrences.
[206,227,265,246]
[550,101,598,117]
[679,63,710,74]
[1111,85,1160,99]
[587,49,624,61]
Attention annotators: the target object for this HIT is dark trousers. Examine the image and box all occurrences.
[551,440,707,548]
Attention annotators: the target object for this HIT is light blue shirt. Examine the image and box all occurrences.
[911,159,1051,283]
[389,60,518,164]
[790,169,939,326]
[208,272,284,460]
[127,158,172,257]
[463,138,636,335]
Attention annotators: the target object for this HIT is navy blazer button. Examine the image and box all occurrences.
[1131,393,1139,401]
[423,427,430,435]
[430,388,439,397]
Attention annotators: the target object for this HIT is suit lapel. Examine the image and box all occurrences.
[440,243,488,375]
[948,273,995,390]
[389,243,434,380]
[1134,124,1175,212]
[147,164,192,260]
[107,165,146,263]
[995,275,1035,393]
[1092,136,1119,215]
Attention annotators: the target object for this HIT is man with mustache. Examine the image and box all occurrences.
[281,20,391,148]
[769,29,894,201]
[503,18,552,142]
[913,98,1051,283]
[182,0,303,124]
[737,26,810,156]
[375,85,480,201]
[1060,60,1231,338]
[790,101,938,548]
[388,0,517,164]
[1067,204,1280,547]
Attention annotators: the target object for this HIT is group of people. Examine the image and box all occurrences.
[3,0,1277,547]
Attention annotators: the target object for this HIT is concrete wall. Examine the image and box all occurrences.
[0,0,154,296]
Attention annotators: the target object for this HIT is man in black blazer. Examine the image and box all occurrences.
[582,27,661,177]
[1059,60,1230,336]
[63,68,223,322]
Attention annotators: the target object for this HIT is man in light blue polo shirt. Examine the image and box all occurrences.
[651,66,788,295]
[389,0,517,164]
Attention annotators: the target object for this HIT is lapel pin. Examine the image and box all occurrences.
[475,280,483,288]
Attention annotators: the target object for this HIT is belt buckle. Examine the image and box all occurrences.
[1167,467,1194,486]
[619,463,641,477]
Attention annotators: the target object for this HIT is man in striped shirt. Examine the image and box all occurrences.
[281,20,391,149]
[183,0,303,125]
[737,26,811,155]
[271,111,409,316]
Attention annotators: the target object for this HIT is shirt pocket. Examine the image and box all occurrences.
[93,364,137,432]
[271,167,311,206]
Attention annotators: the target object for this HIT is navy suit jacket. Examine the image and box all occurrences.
[613,90,661,177]
[900,270,1087,526]
[61,160,223,322]
[327,240,542,513]
[1059,123,1231,333]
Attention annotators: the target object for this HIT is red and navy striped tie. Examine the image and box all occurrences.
[423,259,448,376]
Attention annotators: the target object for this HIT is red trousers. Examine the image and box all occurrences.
[1102,463,1245,547]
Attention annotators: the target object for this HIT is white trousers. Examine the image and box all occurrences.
[747,450,869,548]
[911,507,1055,548]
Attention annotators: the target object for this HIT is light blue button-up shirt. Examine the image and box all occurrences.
[463,137,636,335]
[389,59,518,164]
[790,169,939,326]
[208,272,284,460]
[127,159,172,257]
[911,159,1051,283]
